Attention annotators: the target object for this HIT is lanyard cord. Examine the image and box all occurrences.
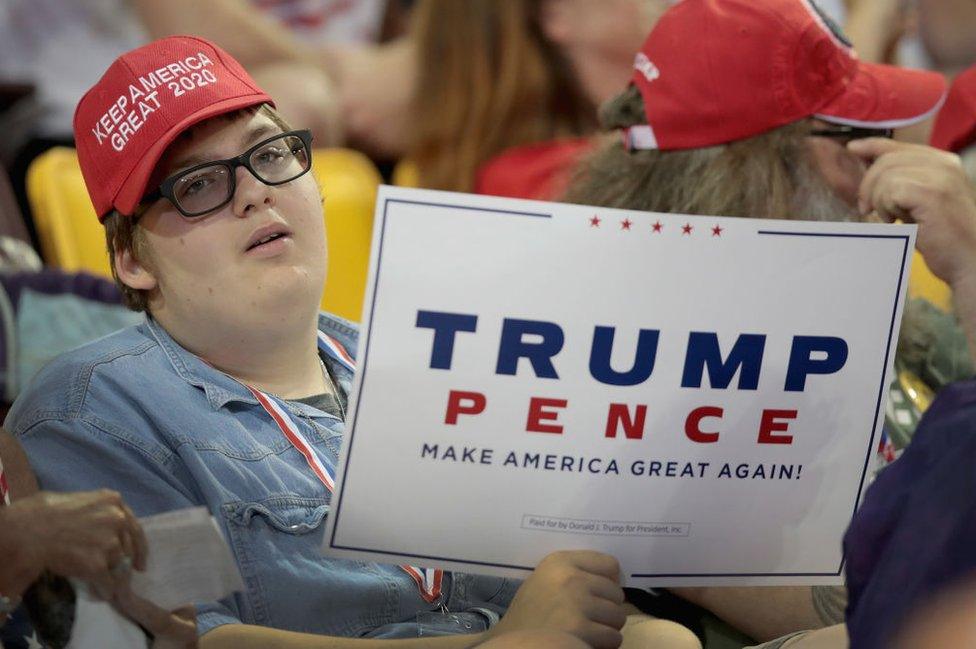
[247,332,444,604]
[143,322,445,603]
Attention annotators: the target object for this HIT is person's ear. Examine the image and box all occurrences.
[115,246,158,292]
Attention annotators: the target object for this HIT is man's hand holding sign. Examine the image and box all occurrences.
[485,551,626,649]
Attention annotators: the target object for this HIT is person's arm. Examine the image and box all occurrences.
[325,38,416,157]
[0,432,42,612]
[9,421,209,644]
[131,0,313,69]
[202,550,626,649]
[0,430,196,649]
[209,630,592,649]
[112,589,197,649]
[670,587,829,642]
[783,623,848,648]
[0,429,37,496]
[0,509,41,616]
[843,0,910,64]
[0,489,147,601]
[943,271,976,366]
[0,432,168,648]
[130,0,351,148]
[202,624,484,649]
[0,431,148,607]
[916,0,976,77]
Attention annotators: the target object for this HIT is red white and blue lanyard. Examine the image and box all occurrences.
[244,331,444,603]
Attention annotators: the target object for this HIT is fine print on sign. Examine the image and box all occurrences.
[323,186,916,587]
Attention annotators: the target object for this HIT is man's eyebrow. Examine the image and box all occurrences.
[169,124,281,174]
[241,124,277,150]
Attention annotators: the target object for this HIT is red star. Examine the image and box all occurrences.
[621,219,632,230]
[651,221,663,233]
[681,223,693,235]
[589,215,601,227]
[712,225,723,237]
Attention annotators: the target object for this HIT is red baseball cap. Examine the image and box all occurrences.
[74,36,273,220]
[930,65,976,152]
[624,0,947,151]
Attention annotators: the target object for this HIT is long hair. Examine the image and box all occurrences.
[409,0,596,192]
[564,86,831,220]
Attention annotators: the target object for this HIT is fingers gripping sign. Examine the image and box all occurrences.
[487,550,628,649]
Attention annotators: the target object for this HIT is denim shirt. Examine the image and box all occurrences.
[6,314,518,638]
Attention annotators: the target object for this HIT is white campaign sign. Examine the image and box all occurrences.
[323,186,916,587]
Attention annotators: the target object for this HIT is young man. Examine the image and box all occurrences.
[5,36,703,649]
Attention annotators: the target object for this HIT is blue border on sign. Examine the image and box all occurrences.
[330,211,911,580]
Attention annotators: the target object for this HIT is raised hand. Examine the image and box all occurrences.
[850,137,976,287]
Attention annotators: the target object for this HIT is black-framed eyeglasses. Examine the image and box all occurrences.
[144,129,314,218]
[809,125,893,143]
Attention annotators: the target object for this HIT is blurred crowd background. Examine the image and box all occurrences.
[6,0,976,233]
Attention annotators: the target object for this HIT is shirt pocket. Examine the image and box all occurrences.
[449,572,521,616]
[221,496,399,636]
[416,611,489,637]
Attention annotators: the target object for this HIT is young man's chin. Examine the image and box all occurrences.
[255,265,328,309]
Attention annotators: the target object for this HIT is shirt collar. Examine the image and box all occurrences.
[143,317,352,412]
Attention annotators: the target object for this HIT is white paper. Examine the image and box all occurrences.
[130,507,243,610]
[323,186,916,587]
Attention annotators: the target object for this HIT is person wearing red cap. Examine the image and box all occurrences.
[564,0,976,646]
[930,64,976,173]
[4,35,705,649]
